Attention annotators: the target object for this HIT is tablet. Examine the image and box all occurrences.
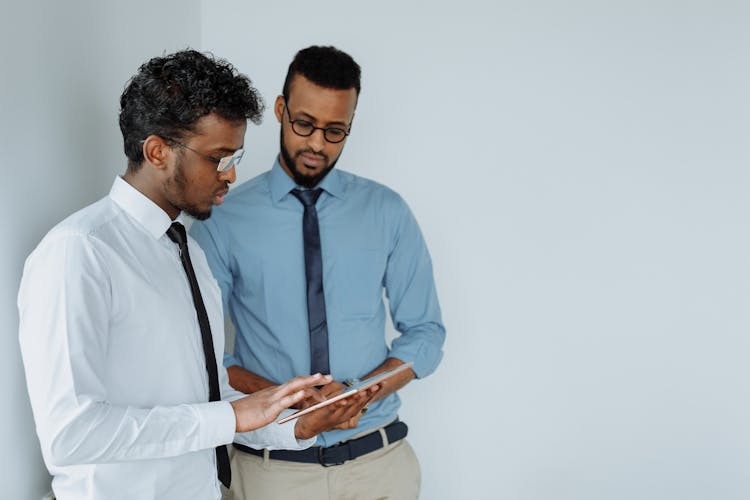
[277,361,414,424]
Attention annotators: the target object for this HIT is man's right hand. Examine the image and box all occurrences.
[293,381,380,440]
[230,373,331,432]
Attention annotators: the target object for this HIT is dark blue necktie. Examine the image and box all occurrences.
[291,189,330,375]
[166,222,231,489]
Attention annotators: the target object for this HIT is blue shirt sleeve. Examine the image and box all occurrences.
[189,219,241,369]
[383,196,445,378]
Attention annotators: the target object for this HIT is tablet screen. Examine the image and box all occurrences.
[277,361,414,424]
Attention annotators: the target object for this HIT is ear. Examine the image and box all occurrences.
[142,135,171,170]
[274,95,285,124]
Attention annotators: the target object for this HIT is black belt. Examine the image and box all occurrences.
[233,420,407,466]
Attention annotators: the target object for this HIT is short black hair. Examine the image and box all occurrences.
[119,49,264,172]
[282,45,361,101]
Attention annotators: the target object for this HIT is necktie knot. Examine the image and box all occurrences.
[166,222,188,247]
[291,188,323,208]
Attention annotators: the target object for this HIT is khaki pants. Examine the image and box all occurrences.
[228,438,420,500]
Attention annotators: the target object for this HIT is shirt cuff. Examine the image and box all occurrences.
[269,409,316,451]
[195,401,236,448]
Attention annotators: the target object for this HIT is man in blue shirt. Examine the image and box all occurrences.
[191,45,445,500]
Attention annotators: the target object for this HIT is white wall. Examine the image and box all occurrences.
[0,2,201,498]
[3,2,748,499]
[202,2,750,499]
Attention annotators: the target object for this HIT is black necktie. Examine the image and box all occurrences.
[166,222,231,489]
[290,189,330,375]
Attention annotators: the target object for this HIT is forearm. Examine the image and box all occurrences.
[40,400,235,467]
[362,357,415,403]
[227,365,277,394]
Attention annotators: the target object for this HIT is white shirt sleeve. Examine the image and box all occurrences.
[18,232,236,467]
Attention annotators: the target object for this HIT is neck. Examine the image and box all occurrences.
[122,167,179,220]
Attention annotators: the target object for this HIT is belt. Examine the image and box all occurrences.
[233,420,408,466]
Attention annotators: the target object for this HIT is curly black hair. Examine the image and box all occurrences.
[119,49,264,172]
[282,46,361,101]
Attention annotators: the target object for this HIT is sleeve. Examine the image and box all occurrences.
[190,219,241,368]
[383,196,446,378]
[17,233,237,467]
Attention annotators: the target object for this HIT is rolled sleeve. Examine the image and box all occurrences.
[223,352,241,369]
[389,323,445,378]
[384,197,446,379]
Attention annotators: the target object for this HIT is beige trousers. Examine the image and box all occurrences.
[228,438,420,500]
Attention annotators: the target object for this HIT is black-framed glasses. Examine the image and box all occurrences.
[284,100,351,144]
[163,136,244,172]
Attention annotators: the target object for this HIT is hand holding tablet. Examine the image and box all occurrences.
[277,361,414,424]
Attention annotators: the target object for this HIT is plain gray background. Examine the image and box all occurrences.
[2,1,749,499]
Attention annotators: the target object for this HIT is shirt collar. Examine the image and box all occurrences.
[268,156,346,203]
[109,176,179,240]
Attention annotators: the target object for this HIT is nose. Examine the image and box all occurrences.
[219,165,237,184]
[307,128,326,153]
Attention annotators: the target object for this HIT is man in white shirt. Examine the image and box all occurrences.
[17,50,368,500]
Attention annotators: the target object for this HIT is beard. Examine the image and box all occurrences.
[279,130,340,188]
[165,157,212,220]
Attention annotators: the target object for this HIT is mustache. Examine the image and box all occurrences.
[297,149,328,162]
[216,182,230,193]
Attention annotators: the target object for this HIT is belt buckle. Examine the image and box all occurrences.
[317,444,346,467]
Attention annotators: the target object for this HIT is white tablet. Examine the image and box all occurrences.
[277,361,414,424]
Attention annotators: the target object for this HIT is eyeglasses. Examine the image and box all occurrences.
[163,136,244,172]
[284,100,350,144]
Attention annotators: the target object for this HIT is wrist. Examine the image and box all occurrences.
[229,400,240,432]
[294,419,313,440]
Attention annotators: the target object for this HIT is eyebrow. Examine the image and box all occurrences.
[294,110,348,128]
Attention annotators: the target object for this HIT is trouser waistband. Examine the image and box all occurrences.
[233,419,408,466]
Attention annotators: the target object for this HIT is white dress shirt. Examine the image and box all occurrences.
[18,177,311,500]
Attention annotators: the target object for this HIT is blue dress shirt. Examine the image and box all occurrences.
[190,160,445,446]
